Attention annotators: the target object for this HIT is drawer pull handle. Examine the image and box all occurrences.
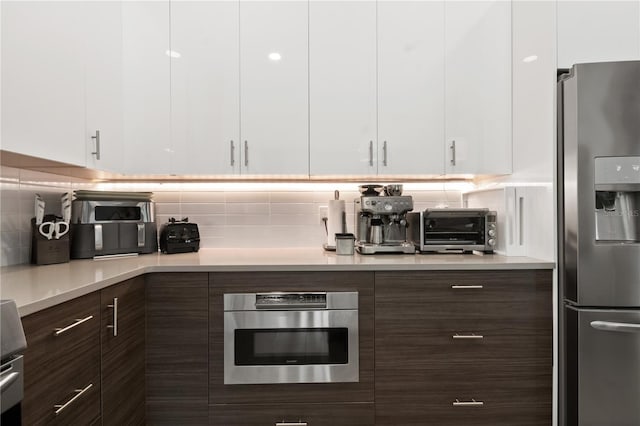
[276,422,307,426]
[453,333,484,339]
[107,297,118,337]
[453,398,484,407]
[451,285,483,289]
[53,315,94,336]
[54,383,93,415]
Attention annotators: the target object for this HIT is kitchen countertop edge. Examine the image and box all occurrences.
[1,249,555,317]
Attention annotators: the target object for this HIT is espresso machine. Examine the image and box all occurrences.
[355,185,415,254]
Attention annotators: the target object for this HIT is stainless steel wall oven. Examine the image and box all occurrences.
[224,292,359,385]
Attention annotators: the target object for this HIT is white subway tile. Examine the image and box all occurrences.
[185,215,227,227]
[270,203,317,215]
[270,192,319,203]
[270,214,319,226]
[181,191,225,203]
[227,215,270,226]
[181,203,226,215]
[225,192,270,203]
[226,203,270,215]
[155,203,182,215]
[152,191,182,203]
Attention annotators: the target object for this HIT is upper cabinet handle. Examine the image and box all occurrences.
[369,141,374,167]
[230,140,235,166]
[450,140,456,166]
[244,140,249,167]
[383,141,388,166]
[91,130,101,160]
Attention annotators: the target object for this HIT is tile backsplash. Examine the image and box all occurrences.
[0,167,464,266]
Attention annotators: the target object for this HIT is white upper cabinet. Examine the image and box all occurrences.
[240,1,309,176]
[309,1,377,176]
[1,1,87,166]
[85,1,124,173]
[377,1,445,176]
[171,1,240,175]
[122,1,172,175]
[445,0,512,175]
[557,0,640,69]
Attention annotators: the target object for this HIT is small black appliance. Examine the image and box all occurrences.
[159,217,200,254]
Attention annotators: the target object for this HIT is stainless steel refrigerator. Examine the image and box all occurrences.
[558,60,640,426]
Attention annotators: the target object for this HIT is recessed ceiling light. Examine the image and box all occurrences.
[268,52,282,61]
[522,55,538,63]
[165,50,181,59]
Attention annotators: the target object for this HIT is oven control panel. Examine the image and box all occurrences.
[256,293,327,309]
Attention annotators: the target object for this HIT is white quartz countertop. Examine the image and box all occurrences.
[0,248,554,316]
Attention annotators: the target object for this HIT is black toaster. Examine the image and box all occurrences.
[159,218,200,254]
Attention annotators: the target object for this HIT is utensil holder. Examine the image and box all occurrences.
[31,218,70,265]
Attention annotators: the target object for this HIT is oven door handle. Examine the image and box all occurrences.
[0,371,20,392]
[256,303,327,310]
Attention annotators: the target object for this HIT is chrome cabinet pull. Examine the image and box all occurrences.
[369,141,374,166]
[453,333,484,339]
[53,315,94,336]
[383,140,388,166]
[451,285,483,289]
[453,398,484,407]
[276,422,307,426]
[244,140,249,167]
[450,140,456,166]
[230,140,235,166]
[54,383,93,415]
[107,297,118,337]
[91,130,101,160]
[590,320,640,333]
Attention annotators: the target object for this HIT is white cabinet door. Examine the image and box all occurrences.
[377,1,445,176]
[85,1,124,173]
[240,1,308,176]
[171,1,240,176]
[309,1,377,176]
[1,1,86,166]
[445,0,512,175]
[557,0,640,69]
[122,1,172,175]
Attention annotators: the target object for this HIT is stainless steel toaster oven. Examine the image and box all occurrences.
[408,208,497,253]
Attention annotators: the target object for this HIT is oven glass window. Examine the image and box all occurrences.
[235,328,348,365]
[424,217,486,243]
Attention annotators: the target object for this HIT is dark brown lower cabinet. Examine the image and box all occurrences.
[210,403,375,425]
[100,276,146,425]
[145,273,209,425]
[21,292,101,426]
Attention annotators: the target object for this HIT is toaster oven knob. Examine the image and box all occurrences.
[488,238,496,246]
[488,229,496,237]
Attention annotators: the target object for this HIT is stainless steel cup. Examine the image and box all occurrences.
[335,233,355,255]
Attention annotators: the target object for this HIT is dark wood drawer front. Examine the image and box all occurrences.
[146,271,209,424]
[210,272,374,404]
[210,403,375,426]
[376,362,551,408]
[376,270,552,318]
[377,319,551,367]
[376,401,551,426]
[22,292,101,425]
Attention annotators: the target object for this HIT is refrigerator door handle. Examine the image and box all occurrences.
[590,320,640,333]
